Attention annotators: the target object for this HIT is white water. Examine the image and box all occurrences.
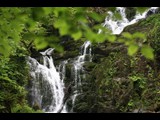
[28,48,65,113]
[28,7,158,113]
[70,41,92,111]
[58,60,68,113]
[74,41,92,88]
[104,7,158,34]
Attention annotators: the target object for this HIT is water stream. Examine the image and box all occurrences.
[28,48,65,113]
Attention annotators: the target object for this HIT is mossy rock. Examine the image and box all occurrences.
[33,102,41,111]
[125,7,136,21]
[92,54,106,63]
[123,14,160,34]
[65,64,72,80]
[63,50,79,59]
[73,102,89,113]
[65,98,74,112]
[62,39,83,51]
[83,62,96,72]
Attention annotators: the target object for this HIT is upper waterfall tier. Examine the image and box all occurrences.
[104,7,158,34]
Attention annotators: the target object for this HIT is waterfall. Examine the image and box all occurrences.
[104,7,158,34]
[70,41,92,111]
[58,60,68,113]
[28,48,65,113]
[28,7,158,113]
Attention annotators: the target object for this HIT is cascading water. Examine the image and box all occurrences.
[70,41,92,112]
[58,60,68,113]
[28,48,65,113]
[104,7,158,34]
[28,7,158,113]
[73,41,92,88]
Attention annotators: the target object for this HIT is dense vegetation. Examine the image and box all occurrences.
[72,12,160,113]
[0,7,160,113]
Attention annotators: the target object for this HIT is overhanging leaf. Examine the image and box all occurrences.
[89,12,104,22]
[106,35,116,42]
[31,7,45,21]
[128,44,139,56]
[132,32,146,39]
[141,45,154,60]
[71,31,82,40]
[34,38,48,50]
[122,32,132,39]
[53,19,71,36]
[43,7,53,15]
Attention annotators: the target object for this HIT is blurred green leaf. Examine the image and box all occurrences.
[85,29,97,42]
[26,19,38,31]
[0,39,11,56]
[128,44,139,56]
[141,45,154,60]
[124,40,133,46]
[53,7,68,17]
[31,7,45,21]
[71,31,82,40]
[49,44,64,53]
[34,38,48,50]
[132,32,146,39]
[122,32,132,39]
[42,7,53,15]
[96,33,106,43]
[118,38,125,43]
[22,33,36,40]
[106,35,116,42]
[89,12,104,22]
[53,19,71,36]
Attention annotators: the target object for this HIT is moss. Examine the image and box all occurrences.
[65,64,72,82]
[125,7,136,21]
[74,102,89,113]
[83,62,96,72]
[63,50,79,59]
[12,104,43,113]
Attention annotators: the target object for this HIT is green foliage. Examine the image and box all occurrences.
[119,31,154,59]
[0,43,33,113]
[128,44,139,56]
[129,75,147,89]
[128,99,134,107]
[140,14,160,58]
[0,7,158,113]
[81,39,157,112]
[0,76,26,112]
[12,104,34,113]
[12,104,43,113]
[0,7,154,60]
[141,45,154,60]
